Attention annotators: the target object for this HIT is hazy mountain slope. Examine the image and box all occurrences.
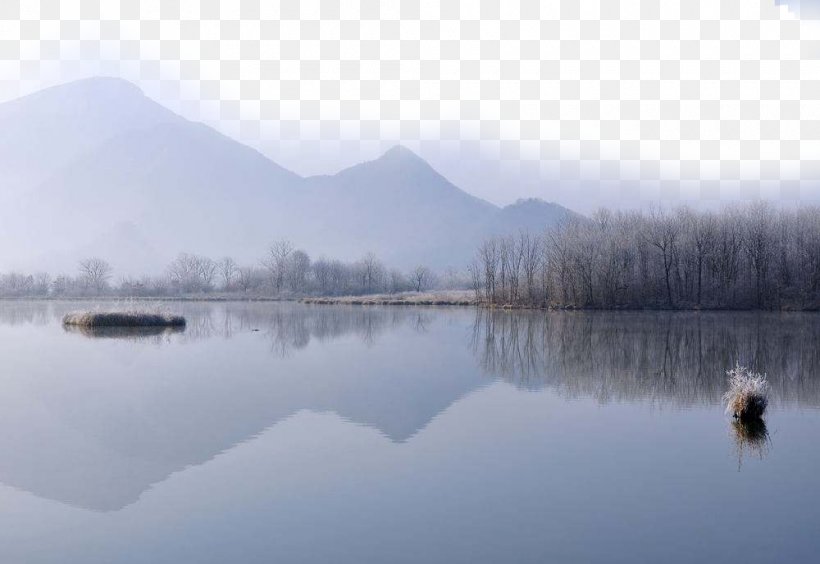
[0,77,181,191]
[36,222,162,277]
[302,146,499,267]
[490,198,584,235]
[0,77,579,273]
[8,119,305,273]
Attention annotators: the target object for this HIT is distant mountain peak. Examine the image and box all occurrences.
[377,144,426,164]
[57,75,142,92]
[13,76,145,107]
[0,76,175,131]
[0,78,580,272]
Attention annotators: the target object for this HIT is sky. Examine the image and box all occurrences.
[0,0,819,211]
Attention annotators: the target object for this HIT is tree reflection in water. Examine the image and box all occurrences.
[3,301,819,408]
[471,309,820,407]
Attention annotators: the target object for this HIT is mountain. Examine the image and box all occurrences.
[21,119,304,272]
[492,198,583,234]
[0,77,181,191]
[37,221,161,276]
[301,145,499,267]
[0,77,578,274]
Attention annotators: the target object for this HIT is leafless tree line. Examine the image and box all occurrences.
[0,240,443,298]
[471,204,820,310]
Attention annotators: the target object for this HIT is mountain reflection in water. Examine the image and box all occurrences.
[0,302,816,513]
[2,302,819,406]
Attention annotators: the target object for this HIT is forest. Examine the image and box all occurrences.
[469,204,820,310]
[1,203,819,310]
[0,241,442,299]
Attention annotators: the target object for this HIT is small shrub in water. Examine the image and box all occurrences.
[723,363,769,420]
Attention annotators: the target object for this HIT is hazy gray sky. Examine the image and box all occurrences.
[1,0,819,211]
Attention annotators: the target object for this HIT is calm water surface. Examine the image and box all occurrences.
[0,301,818,563]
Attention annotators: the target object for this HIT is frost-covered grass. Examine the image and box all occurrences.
[63,311,186,328]
[723,363,769,420]
[63,298,186,328]
[301,290,476,306]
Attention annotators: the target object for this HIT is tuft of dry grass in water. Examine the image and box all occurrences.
[723,363,769,420]
[63,311,186,328]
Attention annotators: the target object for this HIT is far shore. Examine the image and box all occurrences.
[300,290,476,307]
[301,292,820,312]
[0,292,816,311]
[0,295,296,302]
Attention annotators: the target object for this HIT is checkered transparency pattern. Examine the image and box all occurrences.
[1,0,819,207]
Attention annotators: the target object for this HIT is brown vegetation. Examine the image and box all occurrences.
[63,311,186,328]
[300,290,475,306]
[723,363,769,420]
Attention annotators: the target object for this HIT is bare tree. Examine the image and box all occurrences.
[261,239,294,293]
[167,253,200,292]
[313,258,333,294]
[389,269,407,294]
[471,204,816,310]
[218,257,238,291]
[33,272,51,296]
[288,250,311,291]
[78,258,112,293]
[236,266,258,292]
[358,252,384,294]
[411,265,432,292]
[643,208,680,307]
[197,256,217,291]
[691,210,716,306]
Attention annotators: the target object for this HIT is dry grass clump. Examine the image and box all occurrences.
[723,363,769,420]
[63,311,186,328]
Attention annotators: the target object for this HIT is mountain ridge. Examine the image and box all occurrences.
[0,77,578,274]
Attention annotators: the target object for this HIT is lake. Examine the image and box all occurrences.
[0,301,818,563]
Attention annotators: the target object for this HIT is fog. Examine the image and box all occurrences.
[0,78,573,276]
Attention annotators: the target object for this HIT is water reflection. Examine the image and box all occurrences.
[472,310,820,407]
[0,303,818,407]
[0,301,434,355]
[0,302,817,513]
[63,324,186,340]
[0,302,478,511]
[731,419,771,469]
[182,305,437,356]
[0,301,52,326]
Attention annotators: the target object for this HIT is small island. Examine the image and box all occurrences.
[62,311,186,328]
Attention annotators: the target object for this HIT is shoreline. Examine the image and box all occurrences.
[0,294,816,312]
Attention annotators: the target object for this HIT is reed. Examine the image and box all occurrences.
[62,311,186,328]
[723,363,769,420]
